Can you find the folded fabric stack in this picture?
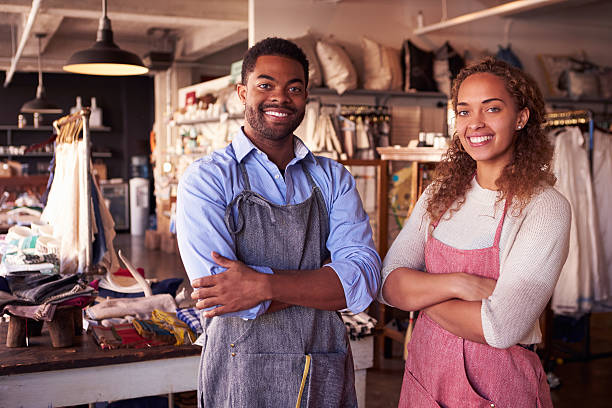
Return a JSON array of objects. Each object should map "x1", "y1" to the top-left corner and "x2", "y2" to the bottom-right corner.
[
  {"x1": 1, "y1": 271, "x2": 95, "y2": 321},
  {"x1": 91, "y1": 323, "x2": 168, "y2": 349},
  {"x1": 150, "y1": 309, "x2": 196, "y2": 345},
  {"x1": 340, "y1": 311, "x2": 377, "y2": 340},
  {"x1": 176, "y1": 307, "x2": 203, "y2": 336},
  {"x1": 132, "y1": 318, "x2": 176, "y2": 345},
  {"x1": 90, "y1": 309, "x2": 195, "y2": 349}
]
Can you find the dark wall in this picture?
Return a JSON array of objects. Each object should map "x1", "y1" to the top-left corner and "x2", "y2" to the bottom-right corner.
[{"x1": 0, "y1": 71, "x2": 154, "y2": 180}]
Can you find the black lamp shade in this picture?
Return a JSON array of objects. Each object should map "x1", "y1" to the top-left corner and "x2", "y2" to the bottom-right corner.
[
  {"x1": 63, "y1": 21, "x2": 148, "y2": 76},
  {"x1": 20, "y1": 96, "x2": 63, "y2": 114}
]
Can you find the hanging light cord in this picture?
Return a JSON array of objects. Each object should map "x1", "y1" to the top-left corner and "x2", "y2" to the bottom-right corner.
[
  {"x1": 35, "y1": 34, "x2": 46, "y2": 98},
  {"x1": 36, "y1": 35, "x2": 42, "y2": 95}
]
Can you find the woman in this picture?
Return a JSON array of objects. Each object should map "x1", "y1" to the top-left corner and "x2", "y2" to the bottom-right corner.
[{"x1": 380, "y1": 58, "x2": 571, "y2": 407}]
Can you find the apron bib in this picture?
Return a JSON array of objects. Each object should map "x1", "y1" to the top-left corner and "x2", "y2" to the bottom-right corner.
[
  {"x1": 198, "y1": 161, "x2": 356, "y2": 408},
  {"x1": 399, "y1": 199, "x2": 552, "y2": 408}
]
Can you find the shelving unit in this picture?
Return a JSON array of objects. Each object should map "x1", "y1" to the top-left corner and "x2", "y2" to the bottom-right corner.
[
  {"x1": 172, "y1": 115, "x2": 244, "y2": 126},
  {"x1": 308, "y1": 87, "x2": 448, "y2": 108},
  {"x1": 0, "y1": 124, "x2": 113, "y2": 168}
]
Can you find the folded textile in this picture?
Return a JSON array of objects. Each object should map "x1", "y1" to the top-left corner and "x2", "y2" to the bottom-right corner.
[
  {"x1": 151, "y1": 309, "x2": 196, "y2": 345},
  {"x1": 91, "y1": 325, "x2": 122, "y2": 349},
  {"x1": 6, "y1": 271, "x2": 60, "y2": 294},
  {"x1": 98, "y1": 278, "x2": 183, "y2": 299},
  {"x1": 15, "y1": 273, "x2": 82, "y2": 303},
  {"x1": 341, "y1": 311, "x2": 377, "y2": 340},
  {"x1": 59, "y1": 294, "x2": 96, "y2": 308},
  {"x1": 0, "y1": 290, "x2": 34, "y2": 311},
  {"x1": 4, "y1": 303, "x2": 57, "y2": 321},
  {"x1": 176, "y1": 307, "x2": 203, "y2": 336},
  {"x1": 132, "y1": 319, "x2": 176, "y2": 345},
  {"x1": 86, "y1": 293, "x2": 177, "y2": 320},
  {"x1": 113, "y1": 323, "x2": 167, "y2": 348}
]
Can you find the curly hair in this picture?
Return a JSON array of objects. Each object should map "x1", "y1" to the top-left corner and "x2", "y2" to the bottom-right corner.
[
  {"x1": 426, "y1": 57, "x2": 556, "y2": 223},
  {"x1": 241, "y1": 37, "x2": 309, "y2": 87}
]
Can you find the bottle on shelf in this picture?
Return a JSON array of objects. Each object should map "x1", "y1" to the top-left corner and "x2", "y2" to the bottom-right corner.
[
  {"x1": 90, "y1": 97, "x2": 103, "y2": 128},
  {"x1": 70, "y1": 96, "x2": 83, "y2": 115}
]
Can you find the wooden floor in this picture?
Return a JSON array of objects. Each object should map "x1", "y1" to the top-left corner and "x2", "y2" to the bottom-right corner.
[{"x1": 114, "y1": 232, "x2": 612, "y2": 408}]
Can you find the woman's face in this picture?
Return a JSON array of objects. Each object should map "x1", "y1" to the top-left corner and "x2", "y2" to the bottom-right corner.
[{"x1": 455, "y1": 73, "x2": 528, "y2": 171}]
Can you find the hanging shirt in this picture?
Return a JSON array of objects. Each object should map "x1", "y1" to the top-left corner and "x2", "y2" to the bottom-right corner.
[
  {"x1": 593, "y1": 129, "x2": 612, "y2": 308},
  {"x1": 551, "y1": 126, "x2": 606, "y2": 315},
  {"x1": 176, "y1": 128, "x2": 381, "y2": 319}
]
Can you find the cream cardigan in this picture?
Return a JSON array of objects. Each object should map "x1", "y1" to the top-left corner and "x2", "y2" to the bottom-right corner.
[{"x1": 380, "y1": 177, "x2": 571, "y2": 348}]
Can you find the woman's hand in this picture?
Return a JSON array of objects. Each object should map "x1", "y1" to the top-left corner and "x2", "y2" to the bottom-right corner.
[{"x1": 452, "y1": 273, "x2": 497, "y2": 301}]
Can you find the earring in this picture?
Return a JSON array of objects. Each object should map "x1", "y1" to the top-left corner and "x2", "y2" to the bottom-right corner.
[{"x1": 517, "y1": 124, "x2": 523, "y2": 130}]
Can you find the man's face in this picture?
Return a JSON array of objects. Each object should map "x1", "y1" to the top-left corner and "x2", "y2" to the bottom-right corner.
[{"x1": 237, "y1": 55, "x2": 307, "y2": 142}]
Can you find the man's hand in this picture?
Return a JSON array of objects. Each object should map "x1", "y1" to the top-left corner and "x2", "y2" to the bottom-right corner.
[{"x1": 191, "y1": 252, "x2": 269, "y2": 317}]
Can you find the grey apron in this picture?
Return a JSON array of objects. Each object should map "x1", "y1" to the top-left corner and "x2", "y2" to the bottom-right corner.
[{"x1": 197, "y1": 161, "x2": 357, "y2": 408}]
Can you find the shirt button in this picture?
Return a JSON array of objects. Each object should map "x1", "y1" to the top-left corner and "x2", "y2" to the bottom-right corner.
[
  {"x1": 230, "y1": 343, "x2": 235, "y2": 348},
  {"x1": 231, "y1": 352, "x2": 236, "y2": 357},
  {"x1": 490, "y1": 404, "x2": 495, "y2": 407},
  {"x1": 274, "y1": 174, "x2": 279, "y2": 179}
]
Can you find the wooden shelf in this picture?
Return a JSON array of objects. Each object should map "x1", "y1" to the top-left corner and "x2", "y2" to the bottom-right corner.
[
  {"x1": 377, "y1": 146, "x2": 446, "y2": 162},
  {"x1": 0, "y1": 152, "x2": 111, "y2": 158},
  {"x1": 0, "y1": 125, "x2": 111, "y2": 132},
  {"x1": 172, "y1": 114, "x2": 243, "y2": 126}
]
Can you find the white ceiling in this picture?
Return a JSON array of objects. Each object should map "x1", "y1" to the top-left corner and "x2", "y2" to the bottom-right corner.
[
  {"x1": 1, "y1": 0, "x2": 610, "y2": 80},
  {"x1": 0, "y1": 0, "x2": 248, "y2": 76}
]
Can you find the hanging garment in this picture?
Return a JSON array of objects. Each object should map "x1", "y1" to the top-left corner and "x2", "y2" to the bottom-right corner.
[
  {"x1": 399, "y1": 199, "x2": 552, "y2": 408},
  {"x1": 593, "y1": 129, "x2": 612, "y2": 309},
  {"x1": 198, "y1": 161, "x2": 356, "y2": 408},
  {"x1": 339, "y1": 115, "x2": 356, "y2": 159},
  {"x1": 551, "y1": 127, "x2": 606, "y2": 315},
  {"x1": 495, "y1": 45, "x2": 523, "y2": 69}
]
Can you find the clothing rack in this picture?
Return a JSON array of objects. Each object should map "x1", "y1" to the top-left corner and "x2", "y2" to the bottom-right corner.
[
  {"x1": 52, "y1": 108, "x2": 93, "y2": 273},
  {"x1": 543, "y1": 109, "x2": 612, "y2": 365},
  {"x1": 545, "y1": 109, "x2": 594, "y2": 171}
]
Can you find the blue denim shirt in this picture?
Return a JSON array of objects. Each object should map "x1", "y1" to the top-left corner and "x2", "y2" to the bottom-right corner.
[{"x1": 176, "y1": 129, "x2": 381, "y2": 319}]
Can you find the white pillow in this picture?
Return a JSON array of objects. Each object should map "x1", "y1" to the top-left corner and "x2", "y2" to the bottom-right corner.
[
  {"x1": 316, "y1": 39, "x2": 358, "y2": 95},
  {"x1": 291, "y1": 34, "x2": 322, "y2": 88},
  {"x1": 362, "y1": 37, "x2": 392, "y2": 91},
  {"x1": 384, "y1": 46, "x2": 403, "y2": 91}
]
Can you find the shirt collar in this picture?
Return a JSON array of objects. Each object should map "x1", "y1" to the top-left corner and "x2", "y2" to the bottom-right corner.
[{"x1": 232, "y1": 127, "x2": 317, "y2": 166}]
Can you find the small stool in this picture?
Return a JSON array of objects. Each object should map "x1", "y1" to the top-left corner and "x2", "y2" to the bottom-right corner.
[{"x1": 47, "y1": 307, "x2": 76, "y2": 347}]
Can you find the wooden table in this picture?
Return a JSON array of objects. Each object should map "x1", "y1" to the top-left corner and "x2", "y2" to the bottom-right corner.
[{"x1": 0, "y1": 322, "x2": 201, "y2": 407}]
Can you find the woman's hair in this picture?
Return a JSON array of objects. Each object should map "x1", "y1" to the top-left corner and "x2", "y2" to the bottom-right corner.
[{"x1": 425, "y1": 57, "x2": 556, "y2": 222}]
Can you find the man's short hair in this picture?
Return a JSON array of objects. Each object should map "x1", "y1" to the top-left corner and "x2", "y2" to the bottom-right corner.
[{"x1": 241, "y1": 37, "x2": 309, "y2": 87}]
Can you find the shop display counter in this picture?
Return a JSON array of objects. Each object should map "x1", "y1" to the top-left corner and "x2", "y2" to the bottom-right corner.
[{"x1": 0, "y1": 322, "x2": 201, "y2": 407}]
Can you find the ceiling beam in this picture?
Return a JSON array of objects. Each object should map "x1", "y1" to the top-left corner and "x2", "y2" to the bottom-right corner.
[
  {"x1": 176, "y1": 26, "x2": 248, "y2": 61},
  {"x1": 3, "y1": 0, "x2": 42, "y2": 87},
  {"x1": 21, "y1": 13, "x2": 64, "y2": 56},
  {"x1": 0, "y1": 0, "x2": 247, "y2": 25},
  {"x1": 414, "y1": 0, "x2": 569, "y2": 35}
]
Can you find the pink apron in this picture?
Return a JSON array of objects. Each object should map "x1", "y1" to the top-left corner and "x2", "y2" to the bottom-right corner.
[{"x1": 398, "y1": 199, "x2": 552, "y2": 408}]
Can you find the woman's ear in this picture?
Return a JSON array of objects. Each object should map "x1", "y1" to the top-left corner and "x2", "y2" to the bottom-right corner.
[{"x1": 517, "y1": 107, "x2": 529, "y2": 130}]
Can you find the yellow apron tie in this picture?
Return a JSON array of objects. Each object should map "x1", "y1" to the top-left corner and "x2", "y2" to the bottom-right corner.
[{"x1": 295, "y1": 354, "x2": 312, "y2": 408}]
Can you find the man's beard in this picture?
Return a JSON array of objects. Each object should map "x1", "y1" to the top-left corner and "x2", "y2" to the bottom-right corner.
[{"x1": 245, "y1": 103, "x2": 305, "y2": 141}]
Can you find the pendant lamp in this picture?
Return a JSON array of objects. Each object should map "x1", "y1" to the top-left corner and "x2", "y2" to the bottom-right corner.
[
  {"x1": 20, "y1": 33, "x2": 63, "y2": 114},
  {"x1": 63, "y1": 0, "x2": 148, "y2": 76}
]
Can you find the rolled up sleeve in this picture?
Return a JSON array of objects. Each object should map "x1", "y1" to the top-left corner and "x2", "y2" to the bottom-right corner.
[
  {"x1": 176, "y1": 159, "x2": 272, "y2": 320},
  {"x1": 324, "y1": 163, "x2": 381, "y2": 313}
]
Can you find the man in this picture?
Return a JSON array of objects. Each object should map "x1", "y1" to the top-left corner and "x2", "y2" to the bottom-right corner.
[{"x1": 176, "y1": 37, "x2": 380, "y2": 408}]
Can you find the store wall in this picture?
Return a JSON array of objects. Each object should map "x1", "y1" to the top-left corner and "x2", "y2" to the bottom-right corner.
[
  {"x1": 0, "y1": 71, "x2": 154, "y2": 180},
  {"x1": 251, "y1": 0, "x2": 612, "y2": 97}
]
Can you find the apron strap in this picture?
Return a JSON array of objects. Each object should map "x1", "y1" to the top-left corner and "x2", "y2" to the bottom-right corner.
[
  {"x1": 300, "y1": 161, "x2": 317, "y2": 190},
  {"x1": 238, "y1": 161, "x2": 252, "y2": 190},
  {"x1": 493, "y1": 195, "x2": 512, "y2": 248}
]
